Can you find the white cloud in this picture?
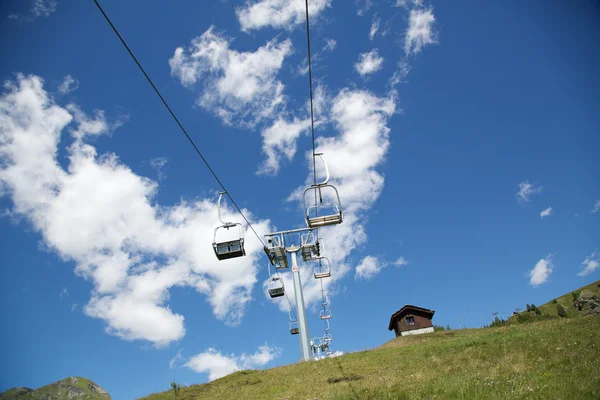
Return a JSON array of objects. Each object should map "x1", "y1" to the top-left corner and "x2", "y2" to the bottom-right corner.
[
  {"x1": 169, "y1": 27, "x2": 292, "y2": 127},
  {"x1": 577, "y1": 251, "x2": 600, "y2": 277},
  {"x1": 237, "y1": 0, "x2": 331, "y2": 32},
  {"x1": 0, "y1": 74, "x2": 272, "y2": 347},
  {"x1": 369, "y1": 15, "x2": 380, "y2": 40},
  {"x1": 394, "y1": 256, "x2": 409, "y2": 266},
  {"x1": 258, "y1": 117, "x2": 311, "y2": 175},
  {"x1": 71, "y1": 303, "x2": 78, "y2": 312},
  {"x1": 185, "y1": 344, "x2": 280, "y2": 381},
  {"x1": 169, "y1": 349, "x2": 184, "y2": 369},
  {"x1": 356, "y1": 0, "x2": 374, "y2": 16},
  {"x1": 59, "y1": 288, "x2": 68, "y2": 298},
  {"x1": 355, "y1": 255, "x2": 389, "y2": 280},
  {"x1": 516, "y1": 181, "x2": 542, "y2": 202},
  {"x1": 355, "y1": 49, "x2": 384, "y2": 76},
  {"x1": 540, "y1": 207, "x2": 552, "y2": 219},
  {"x1": 395, "y1": 0, "x2": 423, "y2": 8},
  {"x1": 404, "y1": 7, "x2": 436, "y2": 55},
  {"x1": 8, "y1": 0, "x2": 57, "y2": 22},
  {"x1": 529, "y1": 254, "x2": 553, "y2": 287},
  {"x1": 390, "y1": 61, "x2": 411, "y2": 88},
  {"x1": 280, "y1": 88, "x2": 395, "y2": 308},
  {"x1": 58, "y1": 74, "x2": 79, "y2": 94},
  {"x1": 32, "y1": 0, "x2": 57, "y2": 17},
  {"x1": 592, "y1": 200, "x2": 600, "y2": 214},
  {"x1": 150, "y1": 157, "x2": 168, "y2": 181},
  {"x1": 323, "y1": 38, "x2": 337, "y2": 52}
]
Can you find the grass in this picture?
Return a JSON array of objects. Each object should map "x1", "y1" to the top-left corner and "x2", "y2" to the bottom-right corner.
[{"x1": 142, "y1": 316, "x2": 600, "y2": 400}]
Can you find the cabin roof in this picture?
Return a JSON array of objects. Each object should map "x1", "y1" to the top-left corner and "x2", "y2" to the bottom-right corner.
[{"x1": 388, "y1": 304, "x2": 435, "y2": 330}]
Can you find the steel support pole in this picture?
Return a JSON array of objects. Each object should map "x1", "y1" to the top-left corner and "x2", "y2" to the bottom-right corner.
[{"x1": 290, "y1": 251, "x2": 311, "y2": 361}]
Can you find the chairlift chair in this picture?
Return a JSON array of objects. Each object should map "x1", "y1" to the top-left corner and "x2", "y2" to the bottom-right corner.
[
  {"x1": 267, "y1": 263, "x2": 285, "y2": 298},
  {"x1": 300, "y1": 232, "x2": 320, "y2": 262},
  {"x1": 213, "y1": 192, "x2": 246, "y2": 260},
  {"x1": 289, "y1": 308, "x2": 299, "y2": 335},
  {"x1": 313, "y1": 256, "x2": 331, "y2": 279},
  {"x1": 266, "y1": 234, "x2": 289, "y2": 270},
  {"x1": 323, "y1": 322, "x2": 332, "y2": 342},
  {"x1": 320, "y1": 308, "x2": 332, "y2": 320},
  {"x1": 303, "y1": 154, "x2": 343, "y2": 228}
]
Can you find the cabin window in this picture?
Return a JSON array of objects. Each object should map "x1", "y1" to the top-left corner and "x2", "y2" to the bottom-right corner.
[{"x1": 406, "y1": 316, "x2": 415, "y2": 325}]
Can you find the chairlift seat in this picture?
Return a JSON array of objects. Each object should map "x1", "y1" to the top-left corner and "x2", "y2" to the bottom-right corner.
[
  {"x1": 270, "y1": 246, "x2": 289, "y2": 269},
  {"x1": 307, "y1": 213, "x2": 343, "y2": 228},
  {"x1": 268, "y1": 277, "x2": 285, "y2": 298},
  {"x1": 290, "y1": 327, "x2": 299, "y2": 335},
  {"x1": 320, "y1": 310, "x2": 332, "y2": 320},
  {"x1": 213, "y1": 192, "x2": 246, "y2": 261},
  {"x1": 301, "y1": 243, "x2": 319, "y2": 262},
  {"x1": 213, "y1": 238, "x2": 245, "y2": 260},
  {"x1": 268, "y1": 286, "x2": 285, "y2": 298},
  {"x1": 314, "y1": 269, "x2": 331, "y2": 279},
  {"x1": 303, "y1": 154, "x2": 343, "y2": 228}
]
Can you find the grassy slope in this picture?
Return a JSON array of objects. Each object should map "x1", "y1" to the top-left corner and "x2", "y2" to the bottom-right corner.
[
  {"x1": 536, "y1": 280, "x2": 600, "y2": 318},
  {"x1": 143, "y1": 317, "x2": 600, "y2": 400}
]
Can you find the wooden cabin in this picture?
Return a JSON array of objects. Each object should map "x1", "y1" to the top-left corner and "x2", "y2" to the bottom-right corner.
[{"x1": 388, "y1": 305, "x2": 435, "y2": 337}]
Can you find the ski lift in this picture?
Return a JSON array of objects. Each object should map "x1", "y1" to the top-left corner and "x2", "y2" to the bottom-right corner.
[
  {"x1": 300, "y1": 231, "x2": 320, "y2": 262},
  {"x1": 212, "y1": 192, "x2": 246, "y2": 260},
  {"x1": 289, "y1": 308, "x2": 299, "y2": 335},
  {"x1": 320, "y1": 309, "x2": 332, "y2": 320},
  {"x1": 303, "y1": 154, "x2": 343, "y2": 228},
  {"x1": 323, "y1": 320, "x2": 332, "y2": 342},
  {"x1": 267, "y1": 263, "x2": 285, "y2": 298},
  {"x1": 266, "y1": 234, "x2": 288, "y2": 269},
  {"x1": 313, "y1": 256, "x2": 331, "y2": 279}
]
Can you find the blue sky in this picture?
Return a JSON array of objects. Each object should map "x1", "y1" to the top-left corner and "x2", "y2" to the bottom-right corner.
[{"x1": 1, "y1": 0, "x2": 599, "y2": 398}]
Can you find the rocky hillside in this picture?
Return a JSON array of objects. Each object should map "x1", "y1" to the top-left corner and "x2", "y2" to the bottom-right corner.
[{"x1": 0, "y1": 377, "x2": 110, "y2": 400}]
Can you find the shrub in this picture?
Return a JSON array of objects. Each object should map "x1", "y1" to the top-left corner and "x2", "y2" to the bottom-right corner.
[
  {"x1": 433, "y1": 325, "x2": 445, "y2": 332},
  {"x1": 170, "y1": 382, "x2": 181, "y2": 397},
  {"x1": 488, "y1": 316, "x2": 507, "y2": 328},
  {"x1": 557, "y1": 303, "x2": 567, "y2": 318},
  {"x1": 572, "y1": 291, "x2": 582, "y2": 301},
  {"x1": 552, "y1": 299, "x2": 558, "y2": 304},
  {"x1": 530, "y1": 304, "x2": 541, "y2": 315}
]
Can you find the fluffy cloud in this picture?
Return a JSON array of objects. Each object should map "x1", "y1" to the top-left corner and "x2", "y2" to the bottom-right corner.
[
  {"x1": 355, "y1": 255, "x2": 388, "y2": 280},
  {"x1": 279, "y1": 89, "x2": 395, "y2": 306},
  {"x1": 58, "y1": 74, "x2": 79, "y2": 94},
  {"x1": 355, "y1": 49, "x2": 384, "y2": 76},
  {"x1": 0, "y1": 74, "x2": 272, "y2": 346},
  {"x1": 516, "y1": 181, "x2": 542, "y2": 202},
  {"x1": 169, "y1": 27, "x2": 292, "y2": 127},
  {"x1": 592, "y1": 200, "x2": 600, "y2": 214},
  {"x1": 185, "y1": 344, "x2": 281, "y2": 381},
  {"x1": 258, "y1": 117, "x2": 311, "y2": 175},
  {"x1": 540, "y1": 207, "x2": 552, "y2": 219},
  {"x1": 577, "y1": 251, "x2": 599, "y2": 277},
  {"x1": 237, "y1": 0, "x2": 331, "y2": 32},
  {"x1": 529, "y1": 254, "x2": 553, "y2": 287},
  {"x1": 404, "y1": 7, "x2": 436, "y2": 55}
]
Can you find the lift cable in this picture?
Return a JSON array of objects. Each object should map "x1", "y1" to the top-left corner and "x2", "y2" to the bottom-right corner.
[
  {"x1": 92, "y1": 0, "x2": 299, "y2": 319},
  {"x1": 92, "y1": 0, "x2": 267, "y2": 246},
  {"x1": 305, "y1": 0, "x2": 330, "y2": 345},
  {"x1": 304, "y1": 0, "x2": 318, "y2": 188}
]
